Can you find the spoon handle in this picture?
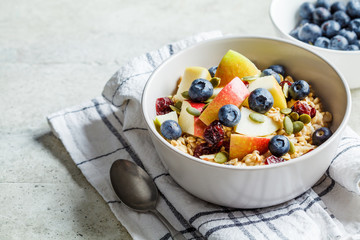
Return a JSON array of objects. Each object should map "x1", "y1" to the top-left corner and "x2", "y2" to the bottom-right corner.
[{"x1": 152, "y1": 209, "x2": 187, "y2": 240}]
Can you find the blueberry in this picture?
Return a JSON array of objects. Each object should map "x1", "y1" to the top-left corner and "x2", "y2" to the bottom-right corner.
[
  {"x1": 315, "y1": 0, "x2": 331, "y2": 9},
  {"x1": 349, "y1": 18, "x2": 360, "y2": 38},
  {"x1": 208, "y1": 66, "x2": 217, "y2": 78},
  {"x1": 261, "y1": 69, "x2": 281, "y2": 83},
  {"x1": 314, "y1": 36, "x2": 331, "y2": 48},
  {"x1": 346, "y1": 44, "x2": 360, "y2": 50},
  {"x1": 333, "y1": 11, "x2": 351, "y2": 28},
  {"x1": 347, "y1": 0, "x2": 360, "y2": 18},
  {"x1": 269, "y1": 135, "x2": 290, "y2": 157},
  {"x1": 298, "y1": 19, "x2": 311, "y2": 27},
  {"x1": 312, "y1": 7, "x2": 332, "y2": 25},
  {"x1": 268, "y1": 64, "x2": 286, "y2": 76},
  {"x1": 330, "y1": 35, "x2": 349, "y2": 50},
  {"x1": 298, "y1": 23, "x2": 322, "y2": 43},
  {"x1": 299, "y1": 2, "x2": 316, "y2": 19},
  {"x1": 290, "y1": 27, "x2": 300, "y2": 39},
  {"x1": 331, "y1": 1, "x2": 346, "y2": 13},
  {"x1": 321, "y1": 20, "x2": 341, "y2": 38},
  {"x1": 248, "y1": 88, "x2": 274, "y2": 114},
  {"x1": 312, "y1": 127, "x2": 332, "y2": 146},
  {"x1": 338, "y1": 29, "x2": 358, "y2": 44},
  {"x1": 160, "y1": 120, "x2": 182, "y2": 140},
  {"x1": 188, "y1": 78, "x2": 213, "y2": 102},
  {"x1": 218, "y1": 104, "x2": 241, "y2": 127},
  {"x1": 289, "y1": 80, "x2": 310, "y2": 100}
]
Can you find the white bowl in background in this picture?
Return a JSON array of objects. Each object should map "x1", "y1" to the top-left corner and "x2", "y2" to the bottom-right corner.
[
  {"x1": 142, "y1": 36, "x2": 351, "y2": 208},
  {"x1": 270, "y1": 0, "x2": 360, "y2": 89}
]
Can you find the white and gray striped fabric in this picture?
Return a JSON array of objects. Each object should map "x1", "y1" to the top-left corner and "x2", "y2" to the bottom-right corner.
[{"x1": 47, "y1": 32, "x2": 360, "y2": 240}]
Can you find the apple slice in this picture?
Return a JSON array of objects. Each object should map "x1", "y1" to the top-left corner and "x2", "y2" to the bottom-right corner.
[
  {"x1": 215, "y1": 50, "x2": 261, "y2": 87},
  {"x1": 174, "y1": 67, "x2": 211, "y2": 101},
  {"x1": 229, "y1": 134, "x2": 270, "y2": 160},
  {"x1": 154, "y1": 111, "x2": 178, "y2": 132},
  {"x1": 178, "y1": 100, "x2": 207, "y2": 138},
  {"x1": 243, "y1": 75, "x2": 287, "y2": 109},
  {"x1": 235, "y1": 107, "x2": 281, "y2": 137},
  {"x1": 199, "y1": 77, "x2": 250, "y2": 126}
]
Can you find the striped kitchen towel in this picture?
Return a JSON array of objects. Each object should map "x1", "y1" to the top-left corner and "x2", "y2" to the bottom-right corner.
[{"x1": 47, "y1": 31, "x2": 360, "y2": 240}]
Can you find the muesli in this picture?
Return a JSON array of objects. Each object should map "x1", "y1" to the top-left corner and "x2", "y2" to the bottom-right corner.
[{"x1": 154, "y1": 50, "x2": 332, "y2": 166}]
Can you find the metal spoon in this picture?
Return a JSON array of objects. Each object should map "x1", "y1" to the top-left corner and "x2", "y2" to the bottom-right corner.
[{"x1": 110, "y1": 159, "x2": 186, "y2": 240}]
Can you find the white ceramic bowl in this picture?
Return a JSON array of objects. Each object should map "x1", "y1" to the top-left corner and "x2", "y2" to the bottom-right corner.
[
  {"x1": 270, "y1": 0, "x2": 360, "y2": 89},
  {"x1": 142, "y1": 36, "x2": 351, "y2": 208}
]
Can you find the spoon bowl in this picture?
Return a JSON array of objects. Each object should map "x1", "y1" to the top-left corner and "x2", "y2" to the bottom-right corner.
[
  {"x1": 110, "y1": 159, "x2": 158, "y2": 212},
  {"x1": 110, "y1": 159, "x2": 186, "y2": 240}
]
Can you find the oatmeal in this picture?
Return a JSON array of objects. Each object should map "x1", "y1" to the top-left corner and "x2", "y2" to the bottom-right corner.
[{"x1": 154, "y1": 49, "x2": 333, "y2": 166}]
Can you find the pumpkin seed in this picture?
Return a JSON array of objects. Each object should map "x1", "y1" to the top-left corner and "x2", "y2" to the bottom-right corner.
[
  {"x1": 186, "y1": 106, "x2": 201, "y2": 116},
  {"x1": 288, "y1": 139, "x2": 295, "y2": 154},
  {"x1": 170, "y1": 105, "x2": 181, "y2": 114},
  {"x1": 181, "y1": 91, "x2": 190, "y2": 99},
  {"x1": 205, "y1": 98, "x2": 213, "y2": 103},
  {"x1": 174, "y1": 101, "x2": 182, "y2": 109},
  {"x1": 283, "y1": 116, "x2": 293, "y2": 135},
  {"x1": 210, "y1": 77, "x2": 221, "y2": 88},
  {"x1": 214, "y1": 152, "x2": 228, "y2": 163},
  {"x1": 299, "y1": 114, "x2": 311, "y2": 124},
  {"x1": 293, "y1": 121, "x2": 304, "y2": 133},
  {"x1": 290, "y1": 112, "x2": 299, "y2": 121},
  {"x1": 282, "y1": 82, "x2": 289, "y2": 98},
  {"x1": 249, "y1": 112, "x2": 265, "y2": 123},
  {"x1": 202, "y1": 102, "x2": 210, "y2": 110},
  {"x1": 280, "y1": 108, "x2": 292, "y2": 115},
  {"x1": 242, "y1": 75, "x2": 258, "y2": 81}
]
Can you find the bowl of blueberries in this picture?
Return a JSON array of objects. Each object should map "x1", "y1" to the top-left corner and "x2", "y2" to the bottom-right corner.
[{"x1": 270, "y1": 0, "x2": 360, "y2": 89}]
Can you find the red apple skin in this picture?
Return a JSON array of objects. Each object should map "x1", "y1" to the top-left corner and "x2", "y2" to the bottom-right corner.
[
  {"x1": 199, "y1": 77, "x2": 250, "y2": 125},
  {"x1": 229, "y1": 134, "x2": 270, "y2": 160},
  {"x1": 178, "y1": 100, "x2": 207, "y2": 138},
  {"x1": 189, "y1": 101, "x2": 207, "y2": 137}
]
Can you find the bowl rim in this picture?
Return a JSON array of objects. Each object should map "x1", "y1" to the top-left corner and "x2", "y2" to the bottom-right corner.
[
  {"x1": 141, "y1": 35, "x2": 351, "y2": 171},
  {"x1": 269, "y1": 0, "x2": 360, "y2": 54}
]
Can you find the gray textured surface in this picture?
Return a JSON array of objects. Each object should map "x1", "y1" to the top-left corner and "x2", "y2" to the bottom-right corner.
[{"x1": 1, "y1": 0, "x2": 360, "y2": 239}]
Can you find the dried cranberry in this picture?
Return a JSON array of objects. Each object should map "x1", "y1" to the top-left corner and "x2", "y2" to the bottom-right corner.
[
  {"x1": 310, "y1": 107, "x2": 316, "y2": 118},
  {"x1": 203, "y1": 120, "x2": 225, "y2": 147},
  {"x1": 222, "y1": 140, "x2": 230, "y2": 153},
  {"x1": 265, "y1": 155, "x2": 285, "y2": 165},
  {"x1": 156, "y1": 97, "x2": 174, "y2": 115},
  {"x1": 292, "y1": 101, "x2": 316, "y2": 118},
  {"x1": 242, "y1": 80, "x2": 249, "y2": 88},
  {"x1": 193, "y1": 143, "x2": 220, "y2": 158},
  {"x1": 279, "y1": 80, "x2": 293, "y2": 88}
]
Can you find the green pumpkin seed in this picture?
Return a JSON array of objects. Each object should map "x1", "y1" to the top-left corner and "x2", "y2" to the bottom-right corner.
[
  {"x1": 186, "y1": 106, "x2": 201, "y2": 117},
  {"x1": 249, "y1": 112, "x2": 265, "y2": 123},
  {"x1": 290, "y1": 112, "x2": 299, "y2": 121},
  {"x1": 214, "y1": 152, "x2": 228, "y2": 163},
  {"x1": 293, "y1": 121, "x2": 304, "y2": 133},
  {"x1": 181, "y1": 91, "x2": 190, "y2": 99},
  {"x1": 210, "y1": 77, "x2": 221, "y2": 88},
  {"x1": 280, "y1": 108, "x2": 292, "y2": 115},
  {"x1": 205, "y1": 98, "x2": 213, "y2": 103},
  {"x1": 170, "y1": 105, "x2": 181, "y2": 114},
  {"x1": 299, "y1": 114, "x2": 311, "y2": 124},
  {"x1": 282, "y1": 82, "x2": 289, "y2": 98},
  {"x1": 202, "y1": 102, "x2": 210, "y2": 110},
  {"x1": 242, "y1": 76, "x2": 258, "y2": 81},
  {"x1": 289, "y1": 140, "x2": 295, "y2": 154},
  {"x1": 283, "y1": 116, "x2": 293, "y2": 135},
  {"x1": 174, "y1": 101, "x2": 182, "y2": 109}
]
